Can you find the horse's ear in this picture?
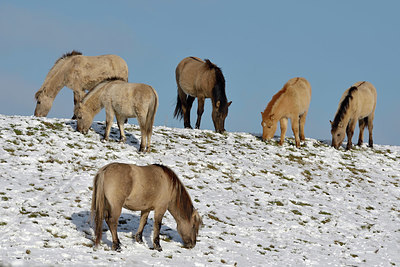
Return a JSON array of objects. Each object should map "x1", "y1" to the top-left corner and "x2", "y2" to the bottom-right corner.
[
  {"x1": 215, "y1": 101, "x2": 220, "y2": 108},
  {"x1": 228, "y1": 101, "x2": 232, "y2": 107},
  {"x1": 329, "y1": 120, "x2": 333, "y2": 125}
]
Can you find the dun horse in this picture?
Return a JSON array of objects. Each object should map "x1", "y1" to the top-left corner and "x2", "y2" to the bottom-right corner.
[
  {"x1": 261, "y1": 77, "x2": 311, "y2": 148},
  {"x1": 74, "y1": 78, "x2": 158, "y2": 153},
  {"x1": 34, "y1": 51, "x2": 128, "y2": 117},
  {"x1": 330, "y1": 81, "x2": 377, "y2": 150},
  {"x1": 174, "y1": 57, "x2": 232, "y2": 133},
  {"x1": 91, "y1": 163, "x2": 202, "y2": 252}
]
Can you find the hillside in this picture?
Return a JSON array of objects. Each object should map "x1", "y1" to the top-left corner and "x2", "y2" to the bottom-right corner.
[{"x1": 0, "y1": 114, "x2": 399, "y2": 266}]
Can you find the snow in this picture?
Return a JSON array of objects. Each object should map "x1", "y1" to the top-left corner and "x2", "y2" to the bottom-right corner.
[{"x1": 0, "y1": 114, "x2": 399, "y2": 266}]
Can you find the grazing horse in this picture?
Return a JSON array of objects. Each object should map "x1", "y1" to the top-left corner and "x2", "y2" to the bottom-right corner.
[
  {"x1": 74, "y1": 78, "x2": 158, "y2": 152},
  {"x1": 34, "y1": 51, "x2": 128, "y2": 117},
  {"x1": 261, "y1": 77, "x2": 312, "y2": 147},
  {"x1": 174, "y1": 57, "x2": 232, "y2": 133},
  {"x1": 330, "y1": 81, "x2": 377, "y2": 150},
  {"x1": 91, "y1": 163, "x2": 202, "y2": 252}
]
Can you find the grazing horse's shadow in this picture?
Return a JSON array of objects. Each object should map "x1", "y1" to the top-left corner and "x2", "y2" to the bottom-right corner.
[
  {"x1": 66, "y1": 120, "x2": 140, "y2": 148},
  {"x1": 71, "y1": 210, "x2": 181, "y2": 249}
]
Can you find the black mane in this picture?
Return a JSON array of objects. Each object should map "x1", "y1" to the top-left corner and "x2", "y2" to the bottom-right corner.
[
  {"x1": 55, "y1": 50, "x2": 82, "y2": 64},
  {"x1": 204, "y1": 59, "x2": 227, "y2": 108},
  {"x1": 153, "y1": 164, "x2": 194, "y2": 221},
  {"x1": 331, "y1": 85, "x2": 359, "y2": 131}
]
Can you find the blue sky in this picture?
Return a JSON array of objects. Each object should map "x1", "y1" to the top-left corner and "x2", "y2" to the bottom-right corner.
[{"x1": 1, "y1": 1, "x2": 399, "y2": 145}]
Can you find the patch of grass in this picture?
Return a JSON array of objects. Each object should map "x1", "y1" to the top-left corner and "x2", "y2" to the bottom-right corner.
[
  {"x1": 41, "y1": 121, "x2": 64, "y2": 131},
  {"x1": 269, "y1": 200, "x2": 284, "y2": 206},
  {"x1": 13, "y1": 129, "x2": 23, "y2": 135},
  {"x1": 290, "y1": 200, "x2": 312, "y2": 207},
  {"x1": 206, "y1": 163, "x2": 218, "y2": 171},
  {"x1": 0, "y1": 222, "x2": 7, "y2": 226},
  {"x1": 291, "y1": 210, "x2": 302, "y2": 216}
]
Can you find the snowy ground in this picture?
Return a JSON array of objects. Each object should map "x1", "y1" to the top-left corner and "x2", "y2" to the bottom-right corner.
[{"x1": 0, "y1": 114, "x2": 399, "y2": 266}]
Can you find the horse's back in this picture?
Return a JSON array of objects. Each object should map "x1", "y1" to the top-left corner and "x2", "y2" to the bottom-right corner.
[
  {"x1": 106, "y1": 82, "x2": 157, "y2": 116},
  {"x1": 67, "y1": 55, "x2": 129, "y2": 89},
  {"x1": 352, "y1": 81, "x2": 377, "y2": 115},
  {"x1": 176, "y1": 57, "x2": 210, "y2": 97},
  {"x1": 285, "y1": 77, "x2": 312, "y2": 110},
  {"x1": 107, "y1": 164, "x2": 171, "y2": 211}
]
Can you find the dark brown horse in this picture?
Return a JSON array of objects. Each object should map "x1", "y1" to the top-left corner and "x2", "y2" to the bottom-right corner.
[
  {"x1": 174, "y1": 57, "x2": 232, "y2": 133},
  {"x1": 91, "y1": 163, "x2": 202, "y2": 252}
]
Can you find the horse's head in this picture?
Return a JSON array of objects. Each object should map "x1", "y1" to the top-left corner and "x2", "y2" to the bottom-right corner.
[
  {"x1": 330, "y1": 120, "x2": 345, "y2": 149},
  {"x1": 75, "y1": 104, "x2": 93, "y2": 134},
  {"x1": 261, "y1": 112, "x2": 278, "y2": 141},
  {"x1": 177, "y1": 210, "x2": 202, "y2": 249},
  {"x1": 34, "y1": 91, "x2": 52, "y2": 117},
  {"x1": 212, "y1": 100, "x2": 232, "y2": 133}
]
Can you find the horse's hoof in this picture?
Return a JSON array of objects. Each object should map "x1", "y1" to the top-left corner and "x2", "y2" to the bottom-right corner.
[
  {"x1": 152, "y1": 246, "x2": 162, "y2": 252},
  {"x1": 112, "y1": 243, "x2": 122, "y2": 252},
  {"x1": 135, "y1": 234, "x2": 143, "y2": 244}
]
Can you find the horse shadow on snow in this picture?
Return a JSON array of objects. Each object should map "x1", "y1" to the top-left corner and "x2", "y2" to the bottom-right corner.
[
  {"x1": 71, "y1": 210, "x2": 182, "y2": 250},
  {"x1": 66, "y1": 120, "x2": 141, "y2": 149}
]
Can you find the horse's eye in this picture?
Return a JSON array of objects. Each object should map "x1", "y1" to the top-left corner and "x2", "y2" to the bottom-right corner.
[{"x1": 37, "y1": 101, "x2": 41, "y2": 105}]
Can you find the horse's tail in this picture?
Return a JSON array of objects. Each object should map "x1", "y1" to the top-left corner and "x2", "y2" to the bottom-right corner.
[
  {"x1": 145, "y1": 87, "x2": 159, "y2": 136},
  {"x1": 91, "y1": 166, "x2": 107, "y2": 247},
  {"x1": 173, "y1": 93, "x2": 184, "y2": 119}
]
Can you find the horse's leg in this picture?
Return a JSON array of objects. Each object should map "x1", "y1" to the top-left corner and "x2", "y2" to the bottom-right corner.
[
  {"x1": 145, "y1": 126, "x2": 152, "y2": 153},
  {"x1": 299, "y1": 111, "x2": 308, "y2": 141},
  {"x1": 105, "y1": 203, "x2": 123, "y2": 251},
  {"x1": 116, "y1": 114, "x2": 126, "y2": 143},
  {"x1": 279, "y1": 117, "x2": 288, "y2": 146},
  {"x1": 152, "y1": 208, "x2": 167, "y2": 251},
  {"x1": 184, "y1": 96, "x2": 195, "y2": 129},
  {"x1": 135, "y1": 210, "x2": 150, "y2": 244},
  {"x1": 177, "y1": 88, "x2": 192, "y2": 129},
  {"x1": 367, "y1": 114, "x2": 374, "y2": 148},
  {"x1": 72, "y1": 90, "x2": 85, "y2": 119},
  {"x1": 357, "y1": 118, "x2": 367, "y2": 146},
  {"x1": 195, "y1": 97, "x2": 205, "y2": 129},
  {"x1": 290, "y1": 116, "x2": 301, "y2": 147},
  {"x1": 136, "y1": 114, "x2": 147, "y2": 152},
  {"x1": 103, "y1": 109, "x2": 115, "y2": 141},
  {"x1": 346, "y1": 119, "x2": 357, "y2": 150}
]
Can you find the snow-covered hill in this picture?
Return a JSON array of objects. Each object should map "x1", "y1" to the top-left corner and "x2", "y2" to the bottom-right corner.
[{"x1": 0, "y1": 114, "x2": 399, "y2": 266}]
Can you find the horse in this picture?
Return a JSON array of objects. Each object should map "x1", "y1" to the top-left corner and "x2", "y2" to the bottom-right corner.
[
  {"x1": 174, "y1": 57, "x2": 232, "y2": 133},
  {"x1": 34, "y1": 51, "x2": 128, "y2": 117},
  {"x1": 261, "y1": 77, "x2": 312, "y2": 148},
  {"x1": 91, "y1": 163, "x2": 202, "y2": 252},
  {"x1": 330, "y1": 81, "x2": 377, "y2": 150},
  {"x1": 74, "y1": 78, "x2": 158, "y2": 153}
]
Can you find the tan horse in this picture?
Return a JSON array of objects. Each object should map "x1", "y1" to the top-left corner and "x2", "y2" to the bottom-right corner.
[
  {"x1": 261, "y1": 77, "x2": 312, "y2": 148},
  {"x1": 330, "y1": 81, "x2": 377, "y2": 150},
  {"x1": 174, "y1": 57, "x2": 232, "y2": 133},
  {"x1": 34, "y1": 51, "x2": 128, "y2": 117},
  {"x1": 91, "y1": 163, "x2": 202, "y2": 252},
  {"x1": 74, "y1": 78, "x2": 158, "y2": 152}
]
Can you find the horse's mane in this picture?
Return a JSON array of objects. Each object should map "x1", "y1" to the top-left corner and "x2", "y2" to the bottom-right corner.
[
  {"x1": 153, "y1": 164, "x2": 194, "y2": 221},
  {"x1": 55, "y1": 50, "x2": 82, "y2": 65},
  {"x1": 331, "y1": 82, "x2": 365, "y2": 131},
  {"x1": 263, "y1": 78, "x2": 300, "y2": 117},
  {"x1": 204, "y1": 59, "x2": 227, "y2": 107}
]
